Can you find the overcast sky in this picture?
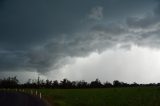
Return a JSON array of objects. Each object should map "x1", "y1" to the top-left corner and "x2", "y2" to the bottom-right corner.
[{"x1": 0, "y1": 0, "x2": 160, "y2": 83}]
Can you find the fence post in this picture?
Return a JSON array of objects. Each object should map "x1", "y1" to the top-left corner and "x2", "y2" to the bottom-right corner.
[
  {"x1": 31, "y1": 90, "x2": 33, "y2": 95},
  {"x1": 35, "y1": 90, "x2": 37, "y2": 96},
  {"x1": 40, "y1": 92, "x2": 41, "y2": 99}
]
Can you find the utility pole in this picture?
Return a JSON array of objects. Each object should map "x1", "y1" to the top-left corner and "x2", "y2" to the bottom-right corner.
[{"x1": 37, "y1": 73, "x2": 40, "y2": 88}]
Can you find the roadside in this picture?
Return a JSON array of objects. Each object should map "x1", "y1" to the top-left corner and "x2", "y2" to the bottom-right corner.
[{"x1": 0, "y1": 91, "x2": 51, "y2": 106}]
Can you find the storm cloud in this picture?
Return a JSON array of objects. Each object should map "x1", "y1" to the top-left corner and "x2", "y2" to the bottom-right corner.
[{"x1": 0, "y1": 0, "x2": 160, "y2": 77}]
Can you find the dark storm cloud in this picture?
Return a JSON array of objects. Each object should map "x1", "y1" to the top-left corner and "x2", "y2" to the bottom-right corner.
[
  {"x1": 126, "y1": 0, "x2": 160, "y2": 29},
  {"x1": 154, "y1": 0, "x2": 160, "y2": 15},
  {"x1": 0, "y1": 0, "x2": 109, "y2": 73},
  {"x1": 0, "y1": 0, "x2": 91, "y2": 49},
  {"x1": 88, "y1": 6, "x2": 103, "y2": 20},
  {"x1": 0, "y1": 50, "x2": 28, "y2": 71},
  {"x1": 91, "y1": 23, "x2": 128, "y2": 35},
  {"x1": 124, "y1": 0, "x2": 160, "y2": 48},
  {"x1": 0, "y1": 0, "x2": 159, "y2": 73},
  {"x1": 0, "y1": 0, "x2": 95, "y2": 72},
  {"x1": 126, "y1": 15, "x2": 158, "y2": 29}
]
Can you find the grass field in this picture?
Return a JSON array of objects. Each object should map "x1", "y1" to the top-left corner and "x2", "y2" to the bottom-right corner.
[{"x1": 36, "y1": 87, "x2": 160, "y2": 106}]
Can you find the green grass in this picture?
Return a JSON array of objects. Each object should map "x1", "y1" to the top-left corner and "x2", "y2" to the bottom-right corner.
[{"x1": 36, "y1": 87, "x2": 160, "y2": 106}]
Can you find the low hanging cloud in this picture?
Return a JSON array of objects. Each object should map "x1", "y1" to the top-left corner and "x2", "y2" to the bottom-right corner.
[
  {"x1": 126, "y1": 0, "x2": 160, "y2": 30},
  {"x1": 0, "y1": 0, "x2": 160, "y2": 75},
  {"x1": 88, "y1": 6, "x2": 104, "y2": 20}
]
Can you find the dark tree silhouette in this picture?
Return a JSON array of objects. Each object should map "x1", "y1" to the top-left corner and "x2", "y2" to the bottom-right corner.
[
  {"x1": 52, "y1": 80, "x2": 59, "y2": 88},
  {"x1": 90, "y1": 79, "x2": 102, "y2": 88},
  {"x1": 113, "y1": 80, "x2": 122, "y2": 87},
  {"x1": 60, "y1": 79, "x2": 72, "y2": 89},
  {"x1": 45, "y1": 79, "x2": 52, "y2": 88},
  {"x1": 77, "y1": 80, "x2": 88, "y2": 88},
  {"x1": 0, "y1": 76, "x2": 18, "y2": 88},
  {"x1": 104, "y1": 81, "x2": 112, "y2": 88},
  {"x1": 0, "y1": 76, "x2": 160, "y2": 89}
]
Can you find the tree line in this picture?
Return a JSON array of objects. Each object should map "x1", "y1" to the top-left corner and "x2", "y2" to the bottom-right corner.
[{"x1": 0, "y1": 76, "x2": 160, "y2": 89}]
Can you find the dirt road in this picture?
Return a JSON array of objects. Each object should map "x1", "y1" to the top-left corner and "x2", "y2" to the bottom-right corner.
[{"x1": 0, "y1": 91, "x2": 49, "y2": 106}]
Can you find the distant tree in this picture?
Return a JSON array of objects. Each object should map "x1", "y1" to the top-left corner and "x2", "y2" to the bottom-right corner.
[
  {"x1": 157, "y1": 83, "x2": 160, "y2": 86},
  {"x1": 52, "y1": 80, "x2": 59, "y2": 88},
  {"x1": 77, "y1": 80, "x2": 88, "y2": 88},
  {"x1": 113, "y1": 80, "x2": 122, "y2": 87},
  {"x1": 60, "y1": 79, "x2": 72, "y2": 88},
  {"x1": 130, "y1": 82, "x2": 139, "y2": 87},
  {"x1": 45, "y1": 79, "x2": 52, "y2": 88},
  {"x1": 3, "y1": 76, "x2": 160, "y2": 89},
  {"x1": 0, "y1": 76, "x2": 19, "y2": 88},
  {"x1": 121, "y1": 82, "x2": 129, "y2": 87},
  {"x1": 71, "y1": 81, "x2": 77, "y2": 88},
  {"x1": 104, "y1": 81, "x2": 112, "y2": 88},
  {"x1": 90, "y1": 79, "x2": 102, "y2": 88}
]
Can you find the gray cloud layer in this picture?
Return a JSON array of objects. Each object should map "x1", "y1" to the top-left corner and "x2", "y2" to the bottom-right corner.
[{"x1": 0, "y1": 0, "x2": 160, "y2": 73}]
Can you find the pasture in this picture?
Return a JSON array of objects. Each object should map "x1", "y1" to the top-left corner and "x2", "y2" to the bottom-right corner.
[{"x1": 37, "y1": 87, "x2": 160, "y2": 106}]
